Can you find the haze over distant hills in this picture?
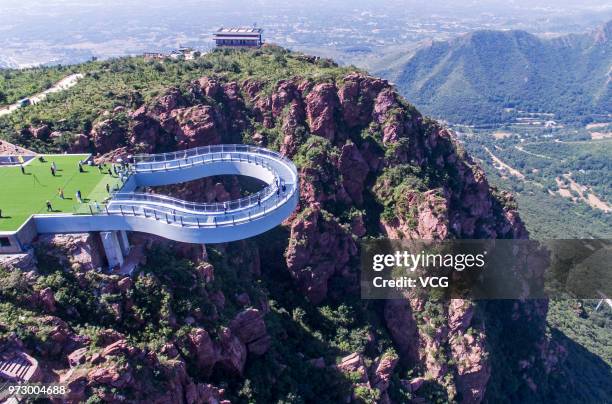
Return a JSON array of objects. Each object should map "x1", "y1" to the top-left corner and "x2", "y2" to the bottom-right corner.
[
  {"x1": 0, "y1": 0, "x2": 610, "y2": 68},
  {"x1": 377, "y1": 21, "x2": 612, "y2": 125}
]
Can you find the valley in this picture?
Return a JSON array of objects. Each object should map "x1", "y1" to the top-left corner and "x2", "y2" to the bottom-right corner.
[{"x1": 455, "y1": 123, "x2": 611, "y2": 238}]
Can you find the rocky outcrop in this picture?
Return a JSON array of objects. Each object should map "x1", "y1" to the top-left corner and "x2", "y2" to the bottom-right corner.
[
  {"x1": 285, "y1": 207, "x2": 357, "y2": 303},
  {"x1": 36, "y1": 233, "x2": 105, "y2": 271},
  {"x1": 338, "y1": 72, "x2": 389, "y2": 128},
  {"x1": 69, "y1": 133, "x2": 90, "y2": 153},
  {"x1": 91, "y1": 118, "x2": 128, "y2": 153},
  {"x1": 167, "y1": 105, "x2": 222, "y2": 149},
  {"x1": 384, "y1": 298, "x2": 420, "y2": 364},
  {"x1": 11, "y1": 52, "x2": 543, "y2": 403},
  {"x1": 448, "y1": 299, "x2": 490, "y2": 403},
  {"x1": 32, "y1": 125, "x2": 51, "y2": 140},
  {"x1": 305, "y1": 83, "x2": 339, "y2": 141},
  {"x1": 335, "y1": 351, "x2": 399, "y2": 402},
  {"x1": 229, "y1": 308, "x2": 271, "y2": 355},
  {"x1": 370, "y1": 353, "x2": 399, "y2": 403},
  {"x1": 186, "y1": 328, "x2": 217, "y2": 377},
  {"x1": 60, "y1": 338, "x2": 229, "y2": 403},
  {"x1": 338, "y1": 142, "x2": 369, "y2": 205},
  {"x1": 183, "y1": 309, "x2": 269, "y2": 380}
]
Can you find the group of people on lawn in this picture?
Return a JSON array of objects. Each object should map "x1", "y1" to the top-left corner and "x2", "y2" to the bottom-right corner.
[{"x1": 0, "y1": 158, "x2": 120, "y2": 219}]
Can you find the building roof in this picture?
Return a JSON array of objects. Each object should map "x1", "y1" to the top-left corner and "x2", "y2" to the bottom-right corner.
[
  {"x1": 213, "y1": 36, "x2": 262, "y2": 41},
  {"x1": 216, "y1": 27, "x2": 262, "y2": 34}
]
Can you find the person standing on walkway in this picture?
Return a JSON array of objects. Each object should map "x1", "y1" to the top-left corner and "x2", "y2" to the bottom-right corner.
[{"x1": 46, "y1": 200, "x2": 53, "y2": 212}]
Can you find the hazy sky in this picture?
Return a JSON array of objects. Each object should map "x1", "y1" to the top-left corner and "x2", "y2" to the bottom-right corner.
[{"x1": 0, "y1": 0, "x2": 610, "y2": 67}]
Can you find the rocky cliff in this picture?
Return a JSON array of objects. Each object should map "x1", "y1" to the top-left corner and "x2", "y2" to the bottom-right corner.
[{"x1": 0, "y1": 47, "x2": 557, "y2": 403}]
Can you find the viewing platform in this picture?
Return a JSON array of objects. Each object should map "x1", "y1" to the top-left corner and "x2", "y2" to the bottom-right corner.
[{"x1": 0, "y1": 145, "x2": 299, "y2": 267}]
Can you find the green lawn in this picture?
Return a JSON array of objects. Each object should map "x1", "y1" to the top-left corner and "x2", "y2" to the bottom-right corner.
[{"x1": 0, "y1": 155, "x2": 122, "y2": 231}]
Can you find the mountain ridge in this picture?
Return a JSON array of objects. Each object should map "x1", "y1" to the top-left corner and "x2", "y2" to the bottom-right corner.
[
  {"x1": 377, "y1": 21, "x2": 611, "y2": 124},
  {"x1": 0, "y1": 47, "x2": 571, "y2": 403}
]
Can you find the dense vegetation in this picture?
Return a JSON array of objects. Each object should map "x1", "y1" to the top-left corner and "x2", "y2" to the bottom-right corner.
[
  {"x1": 461, "y1": 126, "x2": 611, "y2": 239},
  {"x1": 378, "y1": 22, "x2": 611, "y2": 125},
  {"x1": 0, "y1": 66, "x2": 78, "y2": 105},
  {"x1": 0, "y1": 47, "x2": 351, "y2": 153},
  {"x1": 0, "y1": 46, "x2": 609, "y2": 403}
]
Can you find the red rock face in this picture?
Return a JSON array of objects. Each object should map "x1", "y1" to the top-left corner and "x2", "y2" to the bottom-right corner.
[
  {"x1": 32, "y1": 125, "x2": 51, "y2": 140},
  {"x1": 338, "y1": 72, "x2": 388, "y2": 128},
  {"x1": 335, "y1": 351, "x2": 399, "y2": 402},
  {"x1": 59, "y1": 69, "x2": 535, "y2": 403},
  {"x1": 448, "y1": 299, "x2": 490, "y2": 404},
  {"x1": 187, "y1": 328, "x2": 217, "y2": 377},
  {"x1": 91, "y1": 118, "x2": 127, "y2": 153},
  {"x1": 384, "y1": 298, "x2": 420, "y2": 364},
  {"x1": 69, "y1": 133, "x2": 90, "y2": 153},
  {"x1": 339, "y1": 142, "x2": 369, "y2": 205},
  {"x1": 285, "y1": 207, "x2": 357, "y2": 304},
  {"x1": 229, "y1": 308, "x2": 271, "y2": 355},
  {"x1": 306, "y1": 82, "x2": 339, "y2": 141},
  {"x1": 168, "y1": 105, "x2": 221, "y2": 149}
]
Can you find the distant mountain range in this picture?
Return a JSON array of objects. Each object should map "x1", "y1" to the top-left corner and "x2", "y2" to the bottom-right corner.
[{"x1": 378, "y1": 21, "x2": 611, "y2": 125}]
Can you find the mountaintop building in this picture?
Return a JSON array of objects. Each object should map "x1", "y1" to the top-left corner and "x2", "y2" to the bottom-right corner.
[{"x1": 213, "y1": 27, "x2": 263, "y2": 47}]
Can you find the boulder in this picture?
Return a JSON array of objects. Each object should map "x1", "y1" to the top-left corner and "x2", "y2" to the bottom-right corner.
[{"x1": 229, "y1": 308, "x2": 270, "y2": 355}]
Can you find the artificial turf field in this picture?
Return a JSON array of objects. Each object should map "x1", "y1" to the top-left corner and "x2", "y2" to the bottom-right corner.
[{"x1": 0, "y1": 155, "x2": 122, "y2": 231}]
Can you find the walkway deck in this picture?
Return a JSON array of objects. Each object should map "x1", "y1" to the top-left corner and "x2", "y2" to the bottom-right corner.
[{"x1": 32, "y1": 144, "x2": 299, "y2": 244}]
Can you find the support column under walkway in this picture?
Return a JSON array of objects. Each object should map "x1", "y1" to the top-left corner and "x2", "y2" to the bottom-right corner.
[{"x1": 100, "y1": 231, "x2": 127, "y2": 269}]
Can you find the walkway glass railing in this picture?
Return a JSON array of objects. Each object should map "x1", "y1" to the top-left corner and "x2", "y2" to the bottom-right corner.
[
  {"x1": 110, "y1": 175, "x2": 280, "y2": 214},
  {"x1": 90, "y1": 185, "x2": 295, "y2": 228},
  {"x1": 132, "y1": 144, "x2": 298, "y2": 179},
  {"x1": 81, "y1": 144, "x2": 299, "y2": 228}
]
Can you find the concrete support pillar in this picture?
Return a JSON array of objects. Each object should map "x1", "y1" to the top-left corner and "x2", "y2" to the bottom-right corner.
[
  {"x1": 201, "y1": 244, "x2": 208, "y2": 261},
  {"x1": 100, "y1": 231, "x2": 124, "y2": 269},
  {"x1": 118, "y1": 230, "x2": 130, "y2": 256}
]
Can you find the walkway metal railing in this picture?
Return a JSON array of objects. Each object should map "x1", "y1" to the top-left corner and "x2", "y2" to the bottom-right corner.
[
  {"x1": 83, "y1": 144, "x2": 298, "y2": 229},
  {"x1": 132, "y1": 144, "x2": 297, "y2": 176},
  {"x1": 91, "y1": 185, "x2": 293, "y2": 229},
  {"x1": 110, "y1": 176, "x2": 279, "y2": 214}
]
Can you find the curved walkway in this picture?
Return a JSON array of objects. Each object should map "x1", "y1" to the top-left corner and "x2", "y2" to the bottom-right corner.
[{"x1": 34, "y1": 145, "x2": 299, "y2": 243}]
